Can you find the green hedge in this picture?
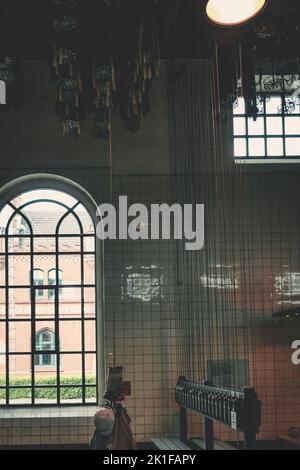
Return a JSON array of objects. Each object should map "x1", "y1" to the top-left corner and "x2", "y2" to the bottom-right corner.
[{"x1": 0, "y1": 377, "x2": 97, "y2": 400}]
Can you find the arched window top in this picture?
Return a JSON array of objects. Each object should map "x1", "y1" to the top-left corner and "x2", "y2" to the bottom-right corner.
[
  {"x1": 37, "y1": 328, "x2": 55, "y2": 343},
  {"x1": 0, "y1": 189, "x2": 95, "y2": 236},
  {"x1": 0, "y1": 175, "x2": 104, "y2": 407},
  {"x1": 11, "y1": 190, "x2": 77, "y2": 210},
  {"x1": 48, "y1": 268, "x2": 62, "y2": 276},
  {"x1": 33, "y1": 269, "x2": 44, "y2": 279}
]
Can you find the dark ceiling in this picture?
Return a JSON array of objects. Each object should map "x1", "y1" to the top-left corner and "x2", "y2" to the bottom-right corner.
[
  {"x1": 0, "y1": 0, "x2": 299, "y2": 61},
  {"x1": 0, "y1": 0, "x2": 212, "y2": 61}
]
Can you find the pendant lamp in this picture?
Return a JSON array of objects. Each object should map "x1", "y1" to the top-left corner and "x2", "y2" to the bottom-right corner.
[{"x1": 206, "y1": 0, "x2": 267, "y2": 26}]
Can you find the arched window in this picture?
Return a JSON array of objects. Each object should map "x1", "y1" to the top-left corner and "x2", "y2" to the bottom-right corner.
[
  {"x1": 35, "y1": 329, "x2": 55, "y2": 367},
  {"x1": 33, "y1": 269, "x2": 44, "y2": 300},
  {"x1": 48, "y1": 269, "x2": 62, "y2": 300},
  {"x1": 0, "y1": 180, "x2": 101, "y2": 407}
]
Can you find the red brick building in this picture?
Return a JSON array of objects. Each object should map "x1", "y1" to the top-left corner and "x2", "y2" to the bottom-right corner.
[{"x1": 0, "y1": 189, "x2": 97, "y2": 404}]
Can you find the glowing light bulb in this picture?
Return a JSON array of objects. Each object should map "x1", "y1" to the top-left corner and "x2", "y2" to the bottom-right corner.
[{"x1": 206, "y1": 0, "x2": 267, "y2": 26}]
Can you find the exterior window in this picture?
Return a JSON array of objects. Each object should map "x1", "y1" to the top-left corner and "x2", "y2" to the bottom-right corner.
[
  {"x1": 19, "y1": 227, "x2": 26, "y2": 249},
  {"x1": 33, "y1": 269, "x2": 44, "y2": 300},
  {"x1": 35, "y1": 329, "x2": 55, "y2": 367},
  {"x1": 234, "y1": 78, "x2": 300, "y2": 161},
  {"x1": 0, "y1": 188, "x2": 97, "y2": 406},
  {"x1": 48, "y1": 269, "x2": 62, "y2": 300}
]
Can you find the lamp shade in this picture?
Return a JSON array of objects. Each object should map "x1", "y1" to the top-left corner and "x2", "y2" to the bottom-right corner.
[{"x1": 206, "y1": 0, "x2": 267, "y2": 26}]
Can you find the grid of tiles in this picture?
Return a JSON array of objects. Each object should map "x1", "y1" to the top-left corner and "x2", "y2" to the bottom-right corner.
[{"x1": 0, "y1": 407, "x2": 96, "y2": 446}]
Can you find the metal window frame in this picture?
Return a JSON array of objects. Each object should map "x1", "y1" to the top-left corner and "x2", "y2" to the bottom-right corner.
[
  {"x1": 0, "y1": 175, "x2": 104, "y2": 408},
  {"x1": 233, "y1": 93, "x2": 300, "y2": 160}
]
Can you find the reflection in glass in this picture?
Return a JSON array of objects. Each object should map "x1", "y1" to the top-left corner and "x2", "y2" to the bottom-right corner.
[{"x1": 122, "y1": 266, "x2": 164, "y2": 303}]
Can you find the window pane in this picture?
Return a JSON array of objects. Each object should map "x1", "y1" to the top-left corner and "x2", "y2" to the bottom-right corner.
[
  {"x1": 0, "y1": 205, "x2": 14, "y2": 233},
  {"x1": 248, "y1": 117, "x2": 264, "y2": 136},
  {"x1": 9, "y1": 388, "x2": 32, "y2": 405},
  {"x1": 267, "y1": 138, "x2": 284, "y2": 157},
  {"x1": 59, "y1": 255, "x2": 81, "y2": 285},
  {"x1": 58, "y1": 213, "x2": 81, "y2": 235},
  {"x1": 233, "y1": 117, "x2": 246, "y2": 135},
  {"x1": 86, "y1": 387, "x2": 97, "y2": 403},
  {"x1": 34, "y1": 370, "x2": 57, "y2": 387},
  {"x1": 60, "y1": 354, "x2": 82, "y2": 384},
  {"x1": 0, "y1": 257, "x2": 5, "y2": 287},
  {"x1": 84, "y1": 255, "x2": 95, "y2": 285},
  {"x1": 0, "y1": 289, "x2": 4, "y2": 319},
  {"x1": 35, "y1": 352, "x2": 56, "y2": 368},
  {"x1": 285, "y1": 117, "x2": 300, "y2": 135},
  {"x1": 74, "y1": 205, "x2": 95, "y2": 235},
  {"x1": 8, "y1": 215, "x2": 30, "y2": 237},
  {"x1": 266, "y1": 96, "x2": 282, "y2": 114},
  {"x1": 85, "y1": 320, "x2": 96, "y2": 352},
  {"x1": 285, "y1": 138, "x2": 300, "y2": 157},
  {"x1": 6, "y1": 287, "x2": 31, "y2": 320},
  {"x1": 233, "y1": 98, "x2": 245, "y2": 115},
  {"x1": 8, "y1": 236, "x2": 31, "y2": 253},
  {"x1": 59, "y1": 236, "x2": 81, "y2": 253},
  {"x1": 60, "y1": 287, "x2": 81, "y2": 309},
  {"x1": 266, "y1": 117, "x2": 283, "y2": 135},
  {"x1": 33, "y1": 256, "x2": 55, "y2": 281},
  {"x1": 33, "y1": 237, "x2": 55, "y2": 253},
  {"x1": 35, "y1": 290, "x2": 55, "y2": 318},
  {"x1": 0, "y1": 322, "x2": 6, "y2": 366},
  {"x1": 33, "y1": 269, "x2": 45, "y2": 300},
  {"x1": 60, "y1": 321, "x2": 81, "y2": 352},
  {"x1": 234, "y1": 138, "x2": 247, "y2": 157},
  {"x1": 60, "y1": 387, "x2": 83, "y2": 404},
  {"x1": 0, "y1": 385, "x2": 5, "y2": 403},
  {"x1": 83, "y1": 236, "x2": 95, "y2": 253},
  {"x1": 22, "y1": 201, "x2": 68, "y2": 235},
  {"x1": 35, "y1": 322, "x2": 55, "y2": 352},
  {"x1": 8, "y1": 288, "x2": 31, "y2": 319},
  {"x1": 9, "y1": 354, "x2": 31, "y2": 386},
  {"x1": 284, "y1": 97, "x2": 300, "y2": 115},
  {"x1": 9, "y1": 321, "x2": 31, "y2": 353},
  {"x1": 85, "y1": 354, "x2": 96, "y2": 385},
  {"x1": 248, "y1": 138, "x2": 265, "y2": 157},
  {"x1": 34, "y1": 387, "x2": 57, "y2": 405},
  {"x1": 85, "y1": 288, "x2": 96, "y2": 319},
  {"x1": 8, "y1": 256, "x2": 31, "y2": 286},
  {"x1": 47, "y1": 269, "x2": 62, "y2": 302}
]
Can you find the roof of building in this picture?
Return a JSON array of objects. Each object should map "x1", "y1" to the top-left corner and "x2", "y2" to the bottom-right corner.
[{"x1": 19, "y1": 210, "x2": 94, "y2": 235}]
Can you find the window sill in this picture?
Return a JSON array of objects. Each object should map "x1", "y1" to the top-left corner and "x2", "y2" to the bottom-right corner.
[
  {"x1": 0, "y1": 405, "x2": 99, "y2": 419},
  {"x1": 235, "y1": 158, "x2": 300, "y2": 164}
]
